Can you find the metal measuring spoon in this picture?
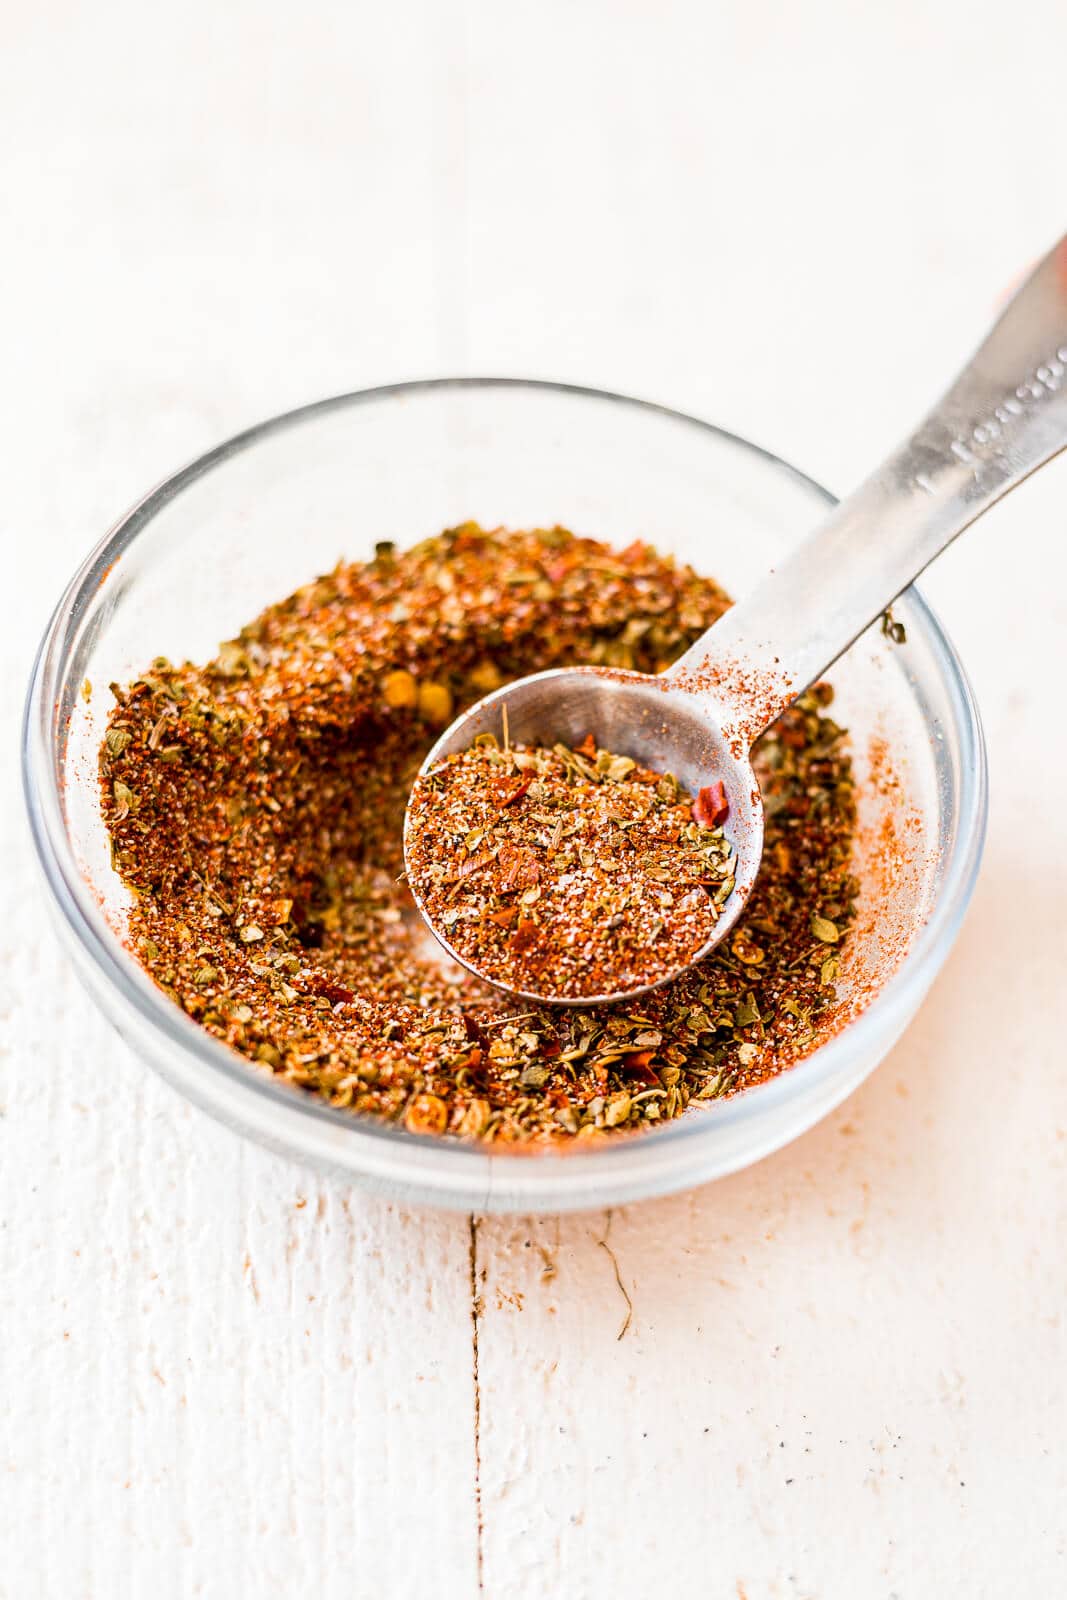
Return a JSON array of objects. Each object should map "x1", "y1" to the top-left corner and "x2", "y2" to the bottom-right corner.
[{"x1": 405, "y1": 233, "x2": 1067, "y2": 1007}]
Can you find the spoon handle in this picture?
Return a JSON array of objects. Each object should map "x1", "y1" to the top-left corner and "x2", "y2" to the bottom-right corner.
[{"x1": 671, "y1": 233, "x2": 1067, "y2": 747}]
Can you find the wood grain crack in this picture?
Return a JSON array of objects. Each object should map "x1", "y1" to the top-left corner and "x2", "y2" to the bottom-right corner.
[
  {"x1": 468, "y1": 1213, "x2": 485, "y2": 1593},
  {"x1": 598, "y1": 1213, "x2": 633, "y2": 1341}
]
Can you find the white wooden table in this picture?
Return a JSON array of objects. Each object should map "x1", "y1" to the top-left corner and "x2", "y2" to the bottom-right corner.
[{"x1": 3, "y1": 3, "x2": 1066, "y2": 1594}]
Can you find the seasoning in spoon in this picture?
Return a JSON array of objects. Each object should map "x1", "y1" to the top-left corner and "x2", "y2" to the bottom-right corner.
[{"x1": 406, "y1": 735, "x2": 736, "y2": 998}]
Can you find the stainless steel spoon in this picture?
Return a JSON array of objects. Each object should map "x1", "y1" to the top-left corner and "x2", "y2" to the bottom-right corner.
[{"x1": 405, "y1": 232, "x2": 1067, "y2": 1007}]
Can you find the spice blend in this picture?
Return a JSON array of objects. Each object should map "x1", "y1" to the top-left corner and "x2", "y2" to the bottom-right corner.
[
  {"x1": 100, "y1": 523, "x2": 858, "y2": 1144},
  {"x1": 406, "y1": 737, "x2": 735, "y2": 999}
]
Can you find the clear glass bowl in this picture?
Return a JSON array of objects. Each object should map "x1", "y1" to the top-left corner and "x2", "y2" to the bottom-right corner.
[{"x1": 22, "y1": 380, "x2": 987, "y2": 1212}]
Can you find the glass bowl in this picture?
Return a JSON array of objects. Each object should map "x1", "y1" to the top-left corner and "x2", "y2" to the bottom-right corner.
[{"x1": 22, "y1": 380, "x2": 987, "y2": 1212}]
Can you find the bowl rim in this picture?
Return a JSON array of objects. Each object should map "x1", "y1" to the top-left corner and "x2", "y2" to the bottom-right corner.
[{"x1": 22, "y1": 376, "x2": 989, "y2": 1201}]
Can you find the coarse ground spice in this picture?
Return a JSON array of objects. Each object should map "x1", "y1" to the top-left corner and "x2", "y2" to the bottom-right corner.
[
  {"x1": 406, "y1": 737, "x2": 735, "y2": 999},
  {"x1": 99, "y1": 523, "x2": 858, "y2": 1144}
]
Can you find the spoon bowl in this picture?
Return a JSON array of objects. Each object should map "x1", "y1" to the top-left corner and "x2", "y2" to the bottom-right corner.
[{"x1": 403, "y1": 664, "x2": 765, "y2": 1007}]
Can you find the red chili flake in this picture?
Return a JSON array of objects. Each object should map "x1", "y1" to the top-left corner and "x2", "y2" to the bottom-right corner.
[
  {"x1": 511, "y1": 916, "x2": 539, "y2": 953},
  {"x1": 441, "y1": 847, "x2": 497, "y2": 885},
  {"x1": 576, "y1": 732, "x2": 598, "y2": 760},
  {"x1": 307, "y1": 975, "x2": 355, "y2": 1005},
  {"x1": 490, "y1": 774, "x2": 533, "y2": 808},
  {"x1": 496, "y1": 843, "x2": 542, "y2": 892},
  {"x1": 462, "y1": 1013, "x2": 487, "y2": 1046},
  {"x1": 693, "y1": 780, "x2": 729, "y2": 828},
  {"x1": 622, "y1": 1049, "x2": 661, "y2": 1085},
  {"x1": 618, "y1": 539, "x2": 647, "y2": 565}
]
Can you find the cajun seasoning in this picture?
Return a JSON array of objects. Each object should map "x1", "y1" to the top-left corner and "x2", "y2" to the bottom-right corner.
[
  {"x1": 99, "y1": 523, "x2": 858, "y2": 1144},
  {"x1": 406, "y1": 737, "x2": 735, "y2": 998}
]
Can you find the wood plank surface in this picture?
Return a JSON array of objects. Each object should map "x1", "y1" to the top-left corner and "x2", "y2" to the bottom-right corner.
[{"x1": 3, "y1": 2, "x2": 1065, "y2": 1594}]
